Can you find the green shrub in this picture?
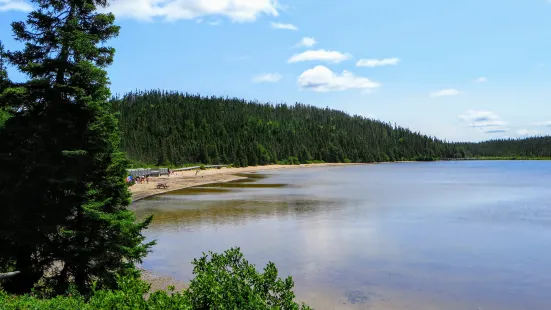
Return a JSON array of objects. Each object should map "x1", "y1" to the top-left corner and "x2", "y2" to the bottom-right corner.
[
  {"x1": 0, "y1": 248, "x2": 311, "y2": 310},
  {"x1": 287, "y1": 156, "x2": 300, "y2": 165},
  {"x1": 185, "y1": 247, "x2": 310, "y2": 309}
]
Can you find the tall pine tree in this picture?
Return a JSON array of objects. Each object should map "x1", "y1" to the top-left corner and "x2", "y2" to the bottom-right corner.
[
  {"x1": 0, "y1": 41, "x2": 11, "y2": 129},
  {"x1": 0, "y1": 0, "x2": 153, "y2": 296}
]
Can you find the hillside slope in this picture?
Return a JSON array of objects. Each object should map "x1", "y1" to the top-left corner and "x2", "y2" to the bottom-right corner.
[{"x1": 113, "y1": 90, "x2": 465, "y2": 166}]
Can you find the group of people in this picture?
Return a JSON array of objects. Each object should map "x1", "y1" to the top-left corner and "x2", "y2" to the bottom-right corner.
[
  {"x1": 136, "y1": 176, "x2": 150, "y2": 184},
  {"x1": 126, "y1": 175, "x2": 150, "y2": 184},
  {"x1": 124, "y1": 168, "x2": 182, "y2": 185}
]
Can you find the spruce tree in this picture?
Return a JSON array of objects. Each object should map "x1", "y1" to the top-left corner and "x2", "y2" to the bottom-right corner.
[
  {"x1": 0, "y1": 41, "x2": 11, "y2": 128},
  {"x1": 0, "y1": 0, "x2": 153, "y2": 296}
]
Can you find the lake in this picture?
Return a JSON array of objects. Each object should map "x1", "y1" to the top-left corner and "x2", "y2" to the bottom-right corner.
[{"x1": 133, "y1": 161, "x2": 551, "y2": 309}]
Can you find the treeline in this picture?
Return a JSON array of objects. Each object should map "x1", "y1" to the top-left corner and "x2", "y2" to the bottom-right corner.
[
  {"x1": 113, "y1": 90, "x2": 466, "y2": 166},
  {"x1": 456, "y1": 136, "x2": 551, "y2": 158}
]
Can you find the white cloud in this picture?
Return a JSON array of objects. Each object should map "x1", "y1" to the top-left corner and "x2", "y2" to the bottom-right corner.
[
  {"x1": 208, "y1": 20, "x2": 221, "y2": 26},
  {"x1": 288, "y1": 49, "x2": 351, "y2": 64},
  {"x1": 270, "y1": 22, "x2": 297, "y2": 30},
  {"x1": 294, "y1": 37, "x2": 317, "y2": 48},
  {"x1": 458, "y1": 110, "x2": 508, "y2": 130},
  {"x1": 356, "y1": 58, "x2": 400, "y2": 67},
  {"x1": 534, "y1": 121, "x2": 551, "y2": 127},
  {"x1": 429, "y1": 89, "x2": 461, "y2": 98},
  {"x1": 297, "y1": 65, "x2": 380, "y2": 92},
  {"x1": 1, "y1": 0, "x2": 277, "y2": 23},
  {"x1": 475, "y1": 77, "x2": 488, "y2": 83},
  {"x1": 96, "y1": 0, "x2": 278, "y2": 22},
  {"x1": 252, "y1": 73, "x2": 282, "y2": 83},
  {"x1": 0, "y1": 0, "x2": 32, "y2": 12},
  {"x1": 517, "y1": 129, "x2": 541, "y2": 136}
]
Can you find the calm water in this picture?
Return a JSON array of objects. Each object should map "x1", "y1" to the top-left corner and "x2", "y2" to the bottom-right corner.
[{"x1": 134, "y1": 161, "x2": 551, "y2": 309}]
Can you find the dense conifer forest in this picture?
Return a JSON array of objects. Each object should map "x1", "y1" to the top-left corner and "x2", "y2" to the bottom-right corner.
[
  {"x1": 112, "y1": 90, "x2": 467, "y2": 166},
  {"x1": 456, "y1": 137, "x2": 551, "y2": 158}
]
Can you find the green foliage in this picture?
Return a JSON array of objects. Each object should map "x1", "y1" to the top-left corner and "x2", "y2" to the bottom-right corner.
[
  {"x1": 0, "y1": 248, "x2": 311, "y2": 310},
  {"x1": 0, "y1": 0, "x2": 152, "y2": 296},
  {"x1": 455, "y1": 137, "x2": 551, "y2": 158},
  {"x1": 185, "y1": 247, "x2": 311, "y2": 309},
  {"x1": 277, "y1": 156, "x2": 300, "y2": 165},
  {"x1": 0, "y1": 41, "x2": 11, "y2": 129},
  {"x1": 0, "y1": 108, "x2": 8, "y2": 129},
  {"x1": 114, "y1": 91, "x2": 463, "y2": 166}
]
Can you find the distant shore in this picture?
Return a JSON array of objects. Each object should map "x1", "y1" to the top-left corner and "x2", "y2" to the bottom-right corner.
[{"x1": 129, "y1": 163, "x2": 360, "y2": 203}]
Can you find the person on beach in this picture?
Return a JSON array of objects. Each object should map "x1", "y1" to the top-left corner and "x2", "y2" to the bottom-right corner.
[
  {"x1": 195, "y1": 169, "x2": 199, "y2": 177},
  {"x1": 146, "y1": 175, "x2": 149, "y2": 184}
]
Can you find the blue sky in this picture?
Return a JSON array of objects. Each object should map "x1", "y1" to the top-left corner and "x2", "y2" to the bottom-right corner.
[{"x1": 1, "y1": 0, "x2": 550, "y2": 142}]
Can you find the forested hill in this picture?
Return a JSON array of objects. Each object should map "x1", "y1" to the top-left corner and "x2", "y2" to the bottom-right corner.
[
  {"x1": 455, "y1": 137, "x2": 551, "y2": 158},
  {"x1": 112, "y1": 90, "x2": 466, "y2": 166}
]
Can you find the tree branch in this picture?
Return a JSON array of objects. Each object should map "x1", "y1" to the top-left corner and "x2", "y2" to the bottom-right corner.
[{"x1": 0, "y1": 271, "x2": 20, "y2": 280}]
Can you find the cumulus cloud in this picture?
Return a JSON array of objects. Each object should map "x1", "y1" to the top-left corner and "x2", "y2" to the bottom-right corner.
[
  {"x1": 356, "y1": 58, "x2": 400, "y2": 67},
  {"x1": 475, "y1": 77, "x2": 488, "y2": 83},
  {"x1": 0, "y1": 0, "x2": 32, "y2": 12},
  {"x1": 294, "y1": 37, "x2": 317, "y2": 48},
  {"x1": 459, "y1": 110, "x2": 508, "y2": 132},
  {"x1": 297, "y1": 65, "x2": 380, "y2": 92},
  {"x1": 270, "y1": 22, "x2": 297, "y2": 30},
  {"x1": 94, "y1": 0, "x2": 279, "y2": 22},
  {"x1": 252, "y1": 73, "x2": 282, "y2": 83},
  {"x1": 288, "y1": 49, "x2": 351, "y2": 64},
  {"x1": 429, "y1": 89, "x2": 461, "y2": 98}
]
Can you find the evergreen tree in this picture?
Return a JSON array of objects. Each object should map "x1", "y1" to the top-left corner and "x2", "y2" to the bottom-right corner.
[
  {"x1": 455, "y1": 137, "x2": 551, "y2": 158},
  {"x1": 0, "y1": 41, "x2": 11, "y2": 129},
  {"x1": 0, "y1": 0, "x2": 153, "y2": 296},
  {"x1": 112, "y1": 90, "x2": 465, "y2": 166}
]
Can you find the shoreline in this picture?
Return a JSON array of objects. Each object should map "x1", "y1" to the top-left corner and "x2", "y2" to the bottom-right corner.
[
  {"x1": 132, "y1": 163, "x2": 360, "y2": 296},
  {"x1": 133, "y1": 159, "x2": 548, "y2": 305},
  {"x1": 129, "y1": 163, "x2": 360, "y2": 203},
  {"x1": 129, "y1": 159, "x2": 551, "y2": 203}
]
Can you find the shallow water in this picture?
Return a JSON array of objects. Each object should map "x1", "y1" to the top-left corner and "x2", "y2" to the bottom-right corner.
[{"x1": 134, "y1": 161, "x2": 551, "y2": 309}]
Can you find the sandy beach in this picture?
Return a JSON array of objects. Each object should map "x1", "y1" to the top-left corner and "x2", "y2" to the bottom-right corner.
[{"x1": 129, "y1": 163, "x2": 356, "y2": 202}]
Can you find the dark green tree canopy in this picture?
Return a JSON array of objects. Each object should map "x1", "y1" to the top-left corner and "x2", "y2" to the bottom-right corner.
[
  {"x1": 113, "y1": 90, "x2": 465, "y2": 166},
  {"x1": 455, "y1": 137, "x2": 551, "y2": 158},
  {"x1": 0, "y1": 0, "x2": 152, "y2": 297}
]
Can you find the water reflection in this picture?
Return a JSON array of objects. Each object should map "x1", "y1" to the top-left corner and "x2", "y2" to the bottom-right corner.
[
  {"x1": 136, "y1": 197, "x2": 342, "y2": 231},
  {"x1": 134, "y1": 163, "x2": 551, "y2": 310}
]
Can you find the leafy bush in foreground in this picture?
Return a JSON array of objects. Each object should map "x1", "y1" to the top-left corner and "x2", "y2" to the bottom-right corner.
[{"x1": 0, "y1": 248, "x2": 311, "y2": 310}]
